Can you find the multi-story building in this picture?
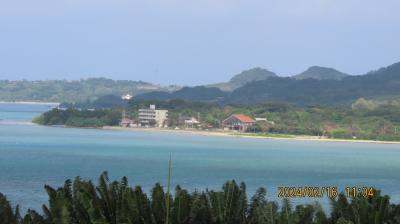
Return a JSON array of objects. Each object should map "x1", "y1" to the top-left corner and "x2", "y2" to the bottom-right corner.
[{"x1": 138, "y1": 105, "x2": 168, "y2": 127}]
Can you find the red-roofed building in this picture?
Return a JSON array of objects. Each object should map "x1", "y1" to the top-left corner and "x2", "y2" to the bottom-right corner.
[{"x1": 222, "y1": 114, "x2": 256, "y2": 132}]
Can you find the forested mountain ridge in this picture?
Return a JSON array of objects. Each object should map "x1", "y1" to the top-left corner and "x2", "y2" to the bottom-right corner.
[
  {"x1": 293, "y1": 66, "x2": 349, "y2": 80},
  {"x1": 227, "y1": 62, "x2": 400, "y2": 105},
  {"x1": 0, "y1": 78, "x2": 179, "y2": 102},
  {"x1": 138, "y1": 62, "x2": 400, "y2": 105},
  {"x1": 208, "y1": 67, "x2": 277, "y2": 91},
  {"x1": 1, "y1": 62, "x2": 400, "y2": 105}
]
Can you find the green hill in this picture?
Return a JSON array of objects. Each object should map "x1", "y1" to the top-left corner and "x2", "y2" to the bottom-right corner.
[
  {"x1": 138, "y1": 62, "x2": 400, "y2": 105},
  {"x1": 0, "y1": 78, "x2": 179, "y2": 103},
  {"x1": 208, "y1": 67, "x2": 277, "y2": 91},
  {"x1": 293, "y1": 66, "x2": 349, "y2": 80},
  {"x1": 227, "y1": 62, "x2": 400, "y2": 105}
]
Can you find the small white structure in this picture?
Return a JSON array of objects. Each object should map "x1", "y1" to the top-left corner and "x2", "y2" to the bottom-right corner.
[
  {"x1": 121, "y1": 94, "x2": 133, "y2": 100},
  {"x1": 255, "y1": 117, "x2": 274, "y2": 125},
  {"x1": 184, "y1": 117, "x2": 200, "y2": 125},
  {"x1": 255, "y1": 118, "x2": 267, "y2": 121}
]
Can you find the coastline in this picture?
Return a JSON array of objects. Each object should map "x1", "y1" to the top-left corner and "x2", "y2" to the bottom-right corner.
[
  {"x1": 0, "y1": 101, "x2": 60, "y2": 106},
  {"x1": 102, "y1": 126, "x2": 400, "y2": 145}
]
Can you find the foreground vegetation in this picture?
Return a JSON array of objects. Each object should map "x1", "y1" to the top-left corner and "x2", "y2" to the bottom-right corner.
[
  {"x1": 1, "y1": 172, "x2": 399, "y2": 224},
  {"x1": 34, "y1": 98, "x2": 400, "y2": 141}
]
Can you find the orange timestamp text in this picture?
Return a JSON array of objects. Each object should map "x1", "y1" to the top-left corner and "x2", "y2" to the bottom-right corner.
[{"x1": 277, "y1": 186, "x2": 376, "y2": 199}]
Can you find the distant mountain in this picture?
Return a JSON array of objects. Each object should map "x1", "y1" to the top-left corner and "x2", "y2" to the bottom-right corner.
[
  {"x1": 227, "y1": 62, "x2": 400, "y2": 105},
  {"x1": 229, "y1": 67, "x2": 277, "y2": 85},
  {"x1": 0, "y1": 78, "x2": 180, "y2": 103},
  {"x1": 293, "y1": 66, "x2": 349, "y2": 80},
  {"x1": 3, "y1": 62, "x2": 400, "y2": 106},
  {"x1": 208, "y1": 67, "x2": 277, "y2": 91},
  {"x1": 137, "y1": 61, "x2": 400, "y2": 105}
]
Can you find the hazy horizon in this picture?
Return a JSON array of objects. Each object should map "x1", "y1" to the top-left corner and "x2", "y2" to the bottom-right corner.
[{"x1": 1, "y1": 0, "x2": 399, "y2": 85}]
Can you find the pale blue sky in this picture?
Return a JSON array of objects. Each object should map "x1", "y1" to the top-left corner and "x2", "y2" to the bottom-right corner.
[{"x1": 0, "y1": 0, "x2": 399, "y2": 85}]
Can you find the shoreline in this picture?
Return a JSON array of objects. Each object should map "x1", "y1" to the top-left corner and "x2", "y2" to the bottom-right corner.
[
  {"x1": 0, "y1": 101, "x2": 60, "y2": 106},
  {"x1": 102, "y1": 126, "x2": 400, "y2": 145}
]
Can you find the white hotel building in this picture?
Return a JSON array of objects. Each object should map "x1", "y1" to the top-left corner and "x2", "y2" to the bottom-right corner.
[{"x1": 138, "y1": 105, "x2": 168, "y2": 127}]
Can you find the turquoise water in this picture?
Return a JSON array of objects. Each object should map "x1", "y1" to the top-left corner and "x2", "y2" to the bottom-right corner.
[{"x1": 0, "y1": 103, "x2": 400, "y2": 211}]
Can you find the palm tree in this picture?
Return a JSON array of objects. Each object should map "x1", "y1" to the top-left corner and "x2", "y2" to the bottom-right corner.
[
  {"x1": 42, "y1": 182, "x2": 72, "y2": 224},
  {"x1": 132, "y1": 185, "x2": 153, "y2": 224},
  {"x1": 95, "y1": 171, "x2": 118, "y2": 224},
  {"x1": 151, "y1": 183, "x2": 166, "y2": 224},
  {"x1": 0, "y1": 193, "x2": 20, "y2": 224},
  {"x1": 208, "y1": 180, "x2": 247, "y2": 224},
  {"x1": 2, "y1": 172, "x2": 400, "y2": 224},
  {"x1": 172, "y1": 185, "x2": 191, "y2": 224},
  {"x1": 247, "y1": 187, "x2": 270, "y2": 224},
  {"x1": 21, "y1": 209, "x2": 46, "y2": 224},
  {"x1": 188, "y1": 192, "x2": 212, "y2": 224}
]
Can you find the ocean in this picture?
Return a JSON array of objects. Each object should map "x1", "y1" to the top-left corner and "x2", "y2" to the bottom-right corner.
[{"x1": 0, "y1": 102, "x2": 400, "y2": 211}]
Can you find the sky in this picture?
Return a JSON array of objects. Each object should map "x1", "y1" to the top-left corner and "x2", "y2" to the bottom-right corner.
[{"x1": 0, "y1": 0, "x2": 399, "y2": 86}]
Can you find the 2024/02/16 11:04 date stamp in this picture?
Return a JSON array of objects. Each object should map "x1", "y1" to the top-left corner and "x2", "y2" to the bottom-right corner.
[{"x1": 277, "y1": 186, "x2": 375, "y2": 199}]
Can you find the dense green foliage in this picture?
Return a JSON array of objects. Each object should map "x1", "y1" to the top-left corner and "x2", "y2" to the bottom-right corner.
[
  {"x1": 0, "y1": 78, "x2": 177, "y2": 103},
  {"x1": 0, "y1": 172, "x2": 399, "y2": 224},
  {"x1": 35, "y1": 99, "x2": 400, "y2": 141},
  {"x1": 33, "y1": 108, "x2": 121, "y2": 127},
  {"x1": 60, "y1": 95, "x2": 128, "y2": 109}
]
